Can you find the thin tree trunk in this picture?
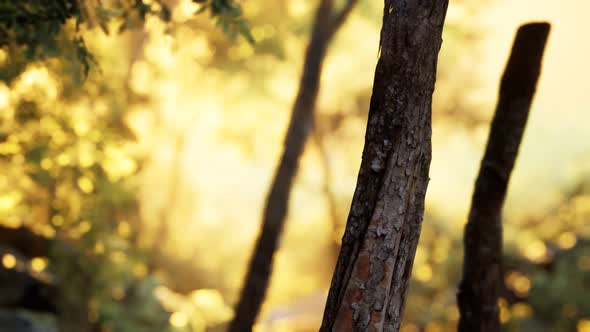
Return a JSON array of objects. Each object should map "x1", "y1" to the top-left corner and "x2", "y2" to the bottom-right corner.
[
  {"x1": 457, "y1": 22, "x2": 550, "y2": 332},
  {"x1": 320, "y1": 1, "x2": 449, "y2": 331},
  {"x1": 228, "y1": 1, "x2": 357, "y2": 331}
]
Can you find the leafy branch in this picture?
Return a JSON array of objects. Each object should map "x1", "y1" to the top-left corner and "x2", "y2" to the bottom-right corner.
[
  {"x1": 0, "y1": 0, "x2": 251, "y2": 82},
  {"x1": 193, "y1": 0, "x2": 254, "y2": 43}
]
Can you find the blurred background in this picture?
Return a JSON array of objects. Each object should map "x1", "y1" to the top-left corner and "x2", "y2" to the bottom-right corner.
[{"x1": 0, "y1": 0, "x2": 589, "y2": 331}]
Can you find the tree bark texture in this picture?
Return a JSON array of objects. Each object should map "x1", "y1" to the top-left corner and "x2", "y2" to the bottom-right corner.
[
  {"x1": 320, "y1": 1, "x2": 449, "y2": 331},
  {"x1": 228, "y1": 1, "x2": 357, "y2": 331},
  {"x1": 457, "y1": 22, "x2": 550, "y2": 332}
]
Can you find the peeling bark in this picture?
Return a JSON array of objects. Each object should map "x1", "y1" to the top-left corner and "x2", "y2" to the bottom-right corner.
[
  {"x1": 320, "y1": 1, "x2": 449, "y2": 331},
  {"x1": 457, "y1": 22, "x2": 550, "y2": 332},
  {"x1": 228, "y1": 1, "x2": 358, "y2": 331}
]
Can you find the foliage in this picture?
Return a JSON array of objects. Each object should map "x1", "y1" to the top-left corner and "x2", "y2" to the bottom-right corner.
[
  {"x1": 0, "y1": 1, "x2": 141, "y2": 79},
  {"x1": 0, "y1": 50, "x2": 172, "y2": 329},
  {"x1": 0, "y1": 0, "x2": 250, "y2": 82},
  {"x1": 504, "y1": 182, "x2": 590, "y2": 331},
  {"x1": 0, "y1": 0, "x2": 253, "y2": 331},
  {"x1": 399, "y1": 183, "x2": 590, "y2": 332},
  {"x1": 525, "y1": 241, "x2": 590, "y2": 331},
  {"x1": 193, "y1": 0, "x2": 253, "y2": 43}
]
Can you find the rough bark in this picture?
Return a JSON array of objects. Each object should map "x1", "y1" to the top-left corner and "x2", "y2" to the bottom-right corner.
[
  {"x1": 228, "y1": 1, "x2": 357, "y2": 331},
  {"x1": 457, "y1": 22, "x2": 550, "y2": 332},
  {"x1": 320, "y1": 1, "x2": 449, "y2": 331}
]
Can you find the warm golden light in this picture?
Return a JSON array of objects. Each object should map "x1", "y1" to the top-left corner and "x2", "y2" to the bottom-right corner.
[
  {"x1": 401, "y1": 324, "x2": 420, "y2": 332},
  {"x1": 557, "y1": 232, "x2": 577, "y2": 249},
  {"x1": 499, "y1": 302, "x2": 511, "y2": 323},
  {"x1": 425, "y1": 321, "x2": 443, "y2": 332},
  {"x1": 94, "y1": 241, "x2": 105, "y2": 255},
  {"x1": 0, "y1": 83, "x2": 10, "y2": 108},
  {"x1": 414, "y1": 264, "x2": 433, "y2": 282},
  {"x1": 524, "y1": 240, "x2": 548, "y2": 263},
  {"x1": 511, "y1": 303, "x2": 533, "y2": 319},
  {"x1": 133, "y1": 263, "x2": 148, "y2": 278},
  {"x1": 505, "y1": 271, "x2": 532, "y2": 296},
  {"x1": 51, "y1": 215, "x2": 65, "y2": 227},
  {"x1": 117, "y1": 221, "x2": 132, "y2": 238},
  {"x1": 0, "y1": 192, "x2": 21, "y2": 211},
  {"x1": 578, "y1": 319, "x2": 590, "y2": 332},
  {"x1": 110, "y1": 251, "x2": 127, "y2": 264},
  {"x1": 30, "y1": 257, "x2": 48, "y2": 272},
  {"x1": 77, "y1": 176, "x2": 94, "y2": 193},
  {"x1": 169, "y1": 311, "x2": 189, "y2": 328},
  {"x1": 41, "y1": 225, "x2": 56, "y2": 238},
  {"x1": 0, "y1": 1, "x2": 588, "y2": 331},
  {"x1": 78, "y1": 221, "x2": 92, "y2": 234},
  {"x1": 190, "y1": 289, "x2": 234, "y2": 325},
  {"x1": 2, "y1": 253, "x2": 17, "y2": 269},
  {"x1": 0, "y1": 49, "x2": 7, "y2": 66}
]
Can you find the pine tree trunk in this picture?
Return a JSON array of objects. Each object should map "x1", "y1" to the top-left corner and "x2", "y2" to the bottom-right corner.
[
  {"x1": 457, "y1": 22, "x2": 550, "y2": 332},
  {"x1": 228, "y1": 1, "x2": 357, "y2": 331},
  {"x1": 320, "y1": 1, "x2": 449, "y2": 330}
]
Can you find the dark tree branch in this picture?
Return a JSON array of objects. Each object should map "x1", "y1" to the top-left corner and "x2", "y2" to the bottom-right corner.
[
  {"x1": 457, "y1": 22, "x2": 550, "y2": 332},
  {"x1": 227, "y1": 0, "x2": 358, "y2": 331},
  {"x1": 0, "y1": 226, "x2": 51, "y2": 258},
  {"x1": 328, "y1": 0, "x2": 358, "y2": 38},
  {"x1": 0, "y1": 261, "x2": 58, "y2": 313}
]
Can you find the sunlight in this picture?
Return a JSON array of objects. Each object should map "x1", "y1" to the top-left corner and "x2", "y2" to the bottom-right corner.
[
  {"x1": 1, "y1": 253, "x2": 16, "y2": 269},
  {"x1": 0, "y1": 0, "x2": 588, "y2": 331}
]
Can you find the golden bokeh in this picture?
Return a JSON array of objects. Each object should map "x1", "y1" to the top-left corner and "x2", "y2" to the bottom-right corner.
[{"x1": 0, "y1": 0, "x2": 588, "y2": 331}]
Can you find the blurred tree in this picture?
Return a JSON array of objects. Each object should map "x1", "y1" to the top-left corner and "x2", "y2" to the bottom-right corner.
[
  {"x1": 457, "y1": 23, "x2": 550, "y2": 332},
  {"x1": 0, "y1": 0, "x2": 254, "y2": 331},
  {"x1": 499, "y1": 177, "x2": 590, "y2": 331},
  {"x1": 320, "y1": 1, "x2": 449, "y2": 330},
  {"x1": 0, "y1": 57, "x2": 178, "y2": 330},
  {"x1": 0, "y1": 25, "x2": 178, "y2": 332},
  {"x1": 228, "y1": 0, "x2": 358, "y2": 330}
]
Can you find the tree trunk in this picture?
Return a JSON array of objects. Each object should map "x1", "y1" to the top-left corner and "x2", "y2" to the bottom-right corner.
[
  {"x1": 320, "y1": 1, "x2": 449, "y2": 331},
  {"x1": 457, "y1": 22, "x2": 550, "y2": 332},
  {"x1": 228, "y1": 1, "x2": 357, "y2": 331}
]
